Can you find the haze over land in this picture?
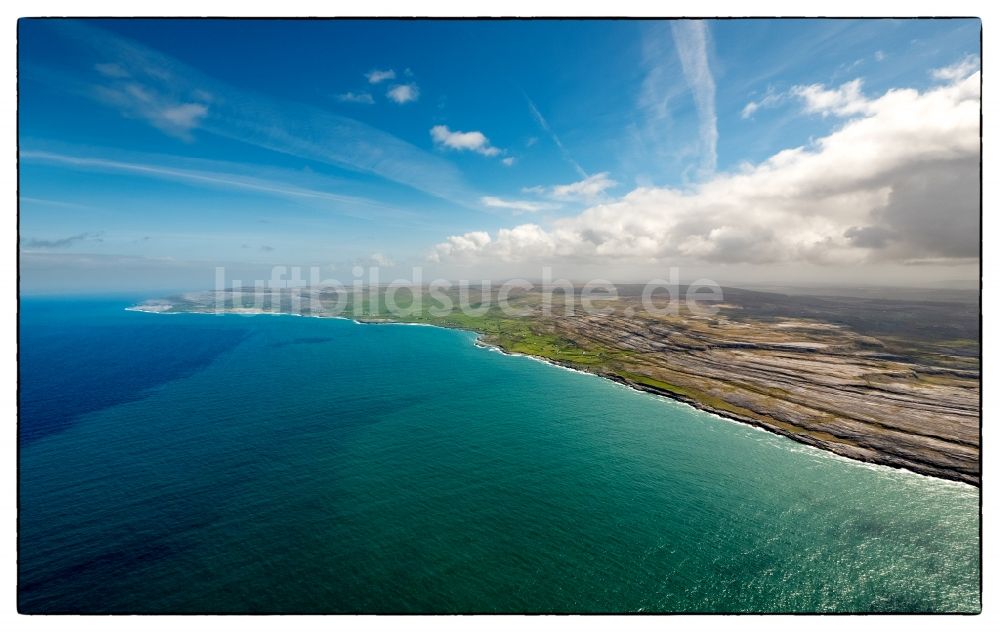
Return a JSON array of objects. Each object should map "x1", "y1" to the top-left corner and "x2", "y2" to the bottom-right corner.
[{"x1": 18, "y1": 19, "x2": 980, "y2": 293}]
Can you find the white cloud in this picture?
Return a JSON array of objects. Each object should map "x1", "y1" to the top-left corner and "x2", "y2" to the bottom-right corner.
[
  {"x1": 671, "y1": 21, "x2": 718, "y2": 173},
  {"x1": 874, "y1": 50, "x2": 886, "y2": 62},
  {"x1": 430, "y1": 125, "x2": 501, "y2": 157},
  {"x1": 431, "y1": 224, "x2": 562, "y2": 264},
  {"x1": 93, "y1": 72, "x2": 208, "y2": 141},
  {"x1": 502, "y1": 157, "x2": 516, "y2": 167},
  {"x1": 159, "y1": 103, "x2": 208, "y2": 131},
  {"x1": 365, "y1": 69, "x2": 396, "y2": 84},
  {"x1": 94, "y1": 62, "x2": 129, "y2": 78},
  {"x1": 60, "y1": 23, "x2": 471, "y2": 203},
  {"x1": 20, "y1": 149, "x2": 393, "y2": 216},
  {"x1": 792, "y1": 78, "x2": 870, "y2": 117},
  {"x1": 480, "y1": 196, "x2": 560, "y2": 214},
  {"x1": 630, "y1": 23, "x2": 704, "y2": 183},
  {"x1": 741, "y1": 101, "x2": 761, "y2": 119},
  {"x1": 336, "y1": 91, "x2": 375, "y2": 104},
  {"x1": 932, "y1": 55, "x2": 980, "y2": 82},
  {"x1": 741, "y1": 87, "x2": 784, "y2": 119},
  {"x1": 741, "y1": 80, "x2": 867, "y2": 120},
  {"x1": 552, "y1": 173, "x2": 617, "y2": 199},
  {"x1": 534, "y1": 173, "x2": 617, "y2": 200},
  {"x1": 387, "y1": 83, "x2": 419, "y2": 104},
  {"x1": 741, "y1": 78, "x2": 877, "y2": 120},
  {"x1": 428, "y1": 231, "x2": 492, "y2": 262},
  {"x1": 368, "y1": 252, "x2": 395, "y2": 267},
  {"x1": 431, "y1": 70, "x2": 980, "y2": 270}
]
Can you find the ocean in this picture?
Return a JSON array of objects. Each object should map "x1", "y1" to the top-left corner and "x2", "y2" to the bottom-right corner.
[{"x1": 17, "y1": 297, "x2": 980, "y2": 613}]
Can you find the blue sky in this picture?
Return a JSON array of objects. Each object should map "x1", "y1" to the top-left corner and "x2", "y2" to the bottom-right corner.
[{"x1": 18, "y1": 19, "x2": 981, "y2": 291}]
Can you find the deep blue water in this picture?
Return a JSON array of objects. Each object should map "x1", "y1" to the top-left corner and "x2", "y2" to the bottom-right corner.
[
  {"x1": 18, "y1": 298, "x2": 980, "y2": 613},
  {"x1": 19, "y1": 298, "x2": 248, "y2": 444}
]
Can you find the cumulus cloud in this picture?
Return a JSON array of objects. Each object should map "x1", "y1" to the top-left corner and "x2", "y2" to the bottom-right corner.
[
  {"x1": 480, "y1": 196, "x2": 560, "y2": 214},
  {"x1": 431, "y1": 70, "x2": 980, "y2": 269},
  {"x1": 365, "y1": 69, "x2": 396, "y2": 84},
  {"x1": 792, "y1": 78, "x2": 870, "y2": 117},
  {"x1": 387, "y1": 83, "x2": 419, "y2": 104},
  {"x1": 428, "y1": 231, "x2": 492, "y2": 263},
  {"x1": 741, "y1": 78, "x2": 874, "y2": 120},
  {"x1": 336, "y1": 91, "x2": 375, "y2": 104},
  {"x1": 430, "y1": 125, "x2": 501, "y2": 156}
]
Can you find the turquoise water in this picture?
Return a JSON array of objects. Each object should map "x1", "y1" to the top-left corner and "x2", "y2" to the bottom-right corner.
[{"x1": 18, "y1": 299, "x2": 980, "y2": 613}]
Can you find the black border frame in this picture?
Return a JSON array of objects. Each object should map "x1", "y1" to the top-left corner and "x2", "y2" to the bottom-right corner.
[{"x1": 14, "y1": 15, "x2": 985, "y2": 616}]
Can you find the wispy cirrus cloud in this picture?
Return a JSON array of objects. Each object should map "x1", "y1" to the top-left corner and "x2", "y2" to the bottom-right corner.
[
  {"x1": 480, "y1": 196, "x2": 560, "y2": 214},
  {"x1": 629, "y1": 21, "x2": 718, "y2": 185},
  {"x1": 19, "y1": 196, "x2": 94, "y2": 210},
  {"x1": 22, "y1": 232, "x2": 103, "y2": 249},
  {"x1": 549, "y1": 173, "x2": 617, "y2": 200},
  {"x1": 525, "y1": 97, "x2": 587, "y2": 178},
  {"x1": 670, "y1": 20, "x2": 718, "y2": 174},
  {"x1": 94, "y1": 62, "x2": 129, "y2": 78},
  {"x1": 30, "y1": 21, "x2": 471, "y2": 205},
  {"x1": 741, "y1": 86, "x2": 784, "y2": 119},
  {"x1": 20, "y1": 148, "x2": 407, "y2": 219},
  {"x1": 522, "y1": 173, "x2": 617, "y2": 201},
  {"x1": 90, "y1": 70, "x2": 211, "y2": 141}
]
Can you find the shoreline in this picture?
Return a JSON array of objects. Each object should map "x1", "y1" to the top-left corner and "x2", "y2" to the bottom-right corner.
[
  {"x1": 127, "y1": 306, "x2": 979, "y2": 488},
  {"x1": 472, "y1": 332, "x2": 977, "y2": 490}
]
